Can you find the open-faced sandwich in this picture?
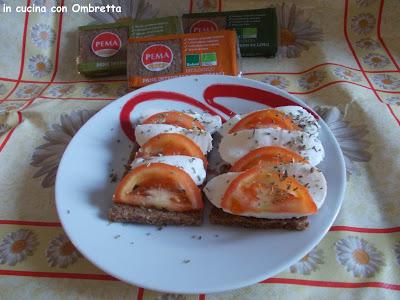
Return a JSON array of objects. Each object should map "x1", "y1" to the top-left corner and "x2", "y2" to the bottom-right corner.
[
  {"x1": 109, "y1": 110, "x2": 222, "y2": 226},
  {"x1": 204, "y1": 106, "x2": 327, "y2": 230}
]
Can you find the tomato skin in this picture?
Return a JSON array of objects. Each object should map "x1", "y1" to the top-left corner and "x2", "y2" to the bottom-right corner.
[
  {"x1": 230, "y1": 146, "x2": 307, "y2": 172},
  {"x1": 142, "y1": 111, "x2": 205, "y2": 130},
  {"x1": 136, "y1": 133, "x2": 208, "y2": 167},
  {"x1": 113, "y1": 163, "x2": 203, "y2": 212},
  {"x1": 229, "y1": 109, "x2": 300, "y2": 133},
  {"x1": 221, "y1": 167, "x2": 317, "y2": 215}
]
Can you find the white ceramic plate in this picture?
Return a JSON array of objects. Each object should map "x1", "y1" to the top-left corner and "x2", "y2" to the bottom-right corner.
[{"x1": 56, "y1": 75, "x2": 346, "y2": 294}]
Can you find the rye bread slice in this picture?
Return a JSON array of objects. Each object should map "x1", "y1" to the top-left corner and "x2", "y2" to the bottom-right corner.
[
  {"x1": 109, "y1": 145, "x2": 204, "y2": 226},
  {"x1": 109, "y1": 204, "x2": 203, "y2": 226},
  {"x1": 209, "y1": 206, "x2": 309, "y2": 231}
]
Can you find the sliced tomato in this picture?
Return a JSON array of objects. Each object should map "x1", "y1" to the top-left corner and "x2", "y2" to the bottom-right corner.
[
  {"x1": 142, "y1": 111, "x2": 205, "y2": 130},
  {"x1": 113, "y1": 163, "x2": 203, "y2": 212},
  {"x1": 136, "y1": 133, "x2": 207, "y2": 167},
  {"x1": 229, "y1": 109, "x2": 300, "y2": 133},
  {"x1": 230, "y1": 146, "x2": 307, "y2": 172},
  {"x1": 221, "y1": 167, "x2": 317, "y2": 215}
]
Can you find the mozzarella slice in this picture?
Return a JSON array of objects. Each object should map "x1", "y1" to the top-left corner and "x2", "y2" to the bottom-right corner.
[
  {"x1": 137, "y1": 110, "x2": 222, "y2": 134},
  {"x1": 131, "y1": 155, "x2": 206, "y2": 185},
  {"x1": 203, "y1": 163, "x2": 327, "y2": 219},
  {"x1": 135, "y1": 124, "x2": 213, "y2": 153},
  {"x1": 219, "y1": 106, "x2": 320, "y2": 136},
  {"x1": 204, "y1": 172, "x2": 237, "y2": 207},
  {"x1": 218, "y1": 114, "x2": 242, "y2": 136},
  {"x1": 272, "y1": 163, "x2": 327, "y2": 209},
  {"x1": 277, "y1": 106, "x2": 320, "y2": 135},
  {"x1": 219, "y1": 128, "x2": 324, "y2": 166},
  {"x1": 188, "y1": 112, "x2": 222, "y2": 134}
]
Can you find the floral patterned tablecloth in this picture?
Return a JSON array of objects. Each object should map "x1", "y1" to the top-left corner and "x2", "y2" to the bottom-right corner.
[{"x1": 1, "y1": 0, "x2": 400, "y2": 299}]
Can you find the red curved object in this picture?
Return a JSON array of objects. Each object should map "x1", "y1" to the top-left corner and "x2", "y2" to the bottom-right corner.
[
  {"x1": 203, "y1": 84, "x2": 320, "y2": 119},
  {"x1": 120, "y1": 91, "x2": 223, "y2": 142}
]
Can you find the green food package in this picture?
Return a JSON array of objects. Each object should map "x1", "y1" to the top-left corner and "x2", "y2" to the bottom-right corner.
[
  {"x1": 182, "y1": 8, "x2": 278, "y2": 57},
  {"x1": 77, "y1": 22, "x2": 131, "y2": 77},
  {"x1": 130, "y1": 16, "x2": 182, "y2": 38}
]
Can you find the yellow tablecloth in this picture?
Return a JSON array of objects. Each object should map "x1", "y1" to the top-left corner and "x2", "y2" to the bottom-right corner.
[{"x1": 1, "y1": 0, "x2": 400, "y2": 299}]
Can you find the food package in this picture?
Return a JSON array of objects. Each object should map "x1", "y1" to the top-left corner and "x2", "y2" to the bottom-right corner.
[
  {"x1": 77, "y1": 22, "x2": 130, "y2": 77},
  {"x1": 127, "y1": 30, "x2": 240, "y2": 88},
  {"x1": 182, "y1": 8, "x2": 278, "y2": 57}
]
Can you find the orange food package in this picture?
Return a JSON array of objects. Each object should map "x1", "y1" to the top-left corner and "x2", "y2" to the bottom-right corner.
[{"x1": 127, "y1": 30, "x2": 239, "y2": 88}]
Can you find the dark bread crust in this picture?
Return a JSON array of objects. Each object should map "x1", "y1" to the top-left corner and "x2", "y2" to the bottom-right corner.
[
  {"x1": 109, "y1": 146, "x2": 203, "y2": 226},
  {"x1": 109, "y1": 204, "x2": 203, "y2": 226},
  {"x1": 209, "y1": 206, "x2": 309, "y2": 231}
]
